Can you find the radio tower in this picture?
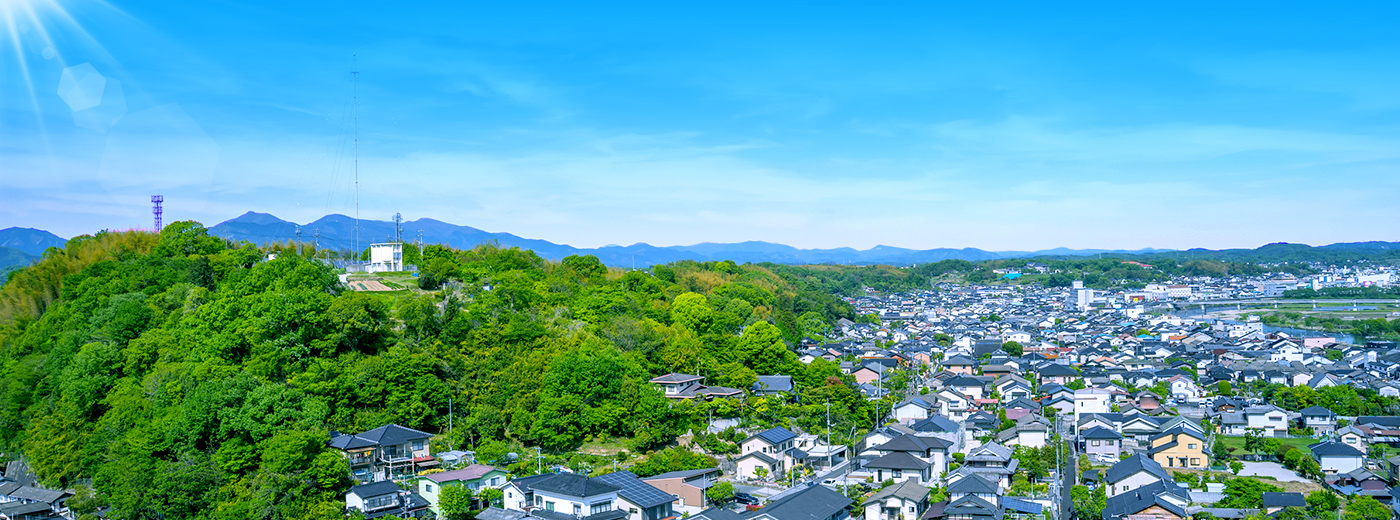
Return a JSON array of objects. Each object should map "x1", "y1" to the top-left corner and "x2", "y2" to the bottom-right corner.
[
  {"x1": 352, "y1": 54, "x2": 361, "y2": 263},
  {"x1": 151, "y1": 195, "x2": 164, "y2": 232}
]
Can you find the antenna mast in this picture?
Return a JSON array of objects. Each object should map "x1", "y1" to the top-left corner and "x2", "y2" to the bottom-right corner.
[
  {"x1": 151, "y1": 195, "x2": 164, "y2": 232},
  {"x1": 352, "y1": 54, "x2": 360, "y2": 262}
]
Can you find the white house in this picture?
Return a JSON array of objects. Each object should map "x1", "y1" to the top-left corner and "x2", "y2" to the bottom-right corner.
[
  {"x1": 1074, "y1": 388, "x2": 1112, "y2": 420},
  {"x1": 1311, "y1": 441, "x2": 1364, "y2": 475},
  {"x1": 1244, "y1": 405, "x2": 1290, "y2": 437}
]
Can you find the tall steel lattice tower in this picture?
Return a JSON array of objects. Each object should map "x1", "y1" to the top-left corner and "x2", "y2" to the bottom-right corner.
[{"x1": 152, "y1": 195, "x2": 164, "y2": 232}]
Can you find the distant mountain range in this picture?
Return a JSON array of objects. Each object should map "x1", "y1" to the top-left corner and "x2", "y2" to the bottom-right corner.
[
  {"x1": 0, "y1": 227, "x2": 67, "y2": 256},
  {"x1": 2, "y1": 216, "x2": 1395, "y2": 270},
  {"x1": 205, "y1": 211, "x2": 1187, "y2": 267}
]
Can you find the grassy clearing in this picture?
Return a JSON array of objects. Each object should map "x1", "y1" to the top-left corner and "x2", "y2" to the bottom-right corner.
[{"x1": 1216, "y1": 435, "x2": 1318, "y2": 454}]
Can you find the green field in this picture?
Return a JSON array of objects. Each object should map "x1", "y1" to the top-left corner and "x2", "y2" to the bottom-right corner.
[{"x1": 1216, "y1": 435, "x2": 1319, "y2": 455}]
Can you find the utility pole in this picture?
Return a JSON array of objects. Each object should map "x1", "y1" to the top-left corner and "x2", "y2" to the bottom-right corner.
[
  {"x1": 826, "y1": 400, "x2": 833, "y2": 469},
  {"x1": 449, "y1": 396, "x2": 453, "y2": 434},
  {"x1": 296, "y1": 226, "x2": 302, "y2": 256},
  {"x1": 537, "y1": 447, "x2": 543, "y2": 475}
]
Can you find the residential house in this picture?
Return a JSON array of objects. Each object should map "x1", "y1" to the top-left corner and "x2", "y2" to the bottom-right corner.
[
  {"x1": 650, "y1": 374, "x2": 744, "y2": 400},
  {"x1": 1100, "y1": 480, "x2": 1188, "y2": 520},
  {"x1": 737, "y1": 427, "x2": 799, "y2": 480},
  {"x1": 962, "y1": 442, "x2": 1018, "y2": 490},
  {"x1": 503, "y1": 474, "x2": 558, "y2": 511},
  {"x1": 892, "y1": 397, "x2": 937, "y2": 423},
  {"x1": 1147, "y1": 426, "x2": 1208, "y2": 470},
  {"x1": 691, "y1": 484, "x2": 851, "y2": 520},
  {"x1": 753, "y1": 376, "x2": 795, "y2": 396},
  {"x1": 1311, "y1": 441, "x2": 1365, "y2": 475},
  {"x1": 1039, "y1": 364, "x2": 1080, "y2": 386},
  {"x1": 1261, "y1": 493, "x2": 1306, "y2": 514},
  {"x1": 864, "y1": 451, "x2": 932, "y2": 484},
  {"x1": 521, "y1": 473, "x2": 627, "y2": 520},
  {"x1": 1244, "y1": 405, "x2": 1291, "y2": 438},
  {"x1": 862, "y1": 479, "x2": 930, "y2": 520},
  {"x1": 329, "y1": 423, "x2": 437, "y2": 483},
  {"x1": 1103, "y1": 454, "x2": 1174, "y2": 498},
  {"x1": 346, "y1": 481, "x2": 431, "y2": 519},
  {"x1": 1300, "y1": 406, "x2": 1337, "y2": 435},
  {"x1": 417, "y1": 465, "x2": 510, "y2": 517},
  {"x1": 942, "y1": 495, "x2": 1001, "y2": 520},
  {"x1": 1074, "y1": 388, "x2": 1112, "y2": 419},
  {"x1": 1337, "y1": 426, "x2": 1370, "y2": 453},
  {"x1": 943, "y1": 356, "x2": 978, "y2": 375},
  {"x1": 592, "y1": 471, "x2": 677, "y2": 520},
  {"x1": 1082, "y1": 427, "x2": 1123, "y2": 462},
  {"x1": 874, "y1": 434, "x2": 954, "y2": 477},
  {"x1": 642, "y1": 468, "x2": 720, "y2": 511},
  {"x1": 995, "y1": 414, "x2": 1050, "y2": 449},
  {"x1": 946, "y1": 472, "x2": 1000, "y2": 509}
]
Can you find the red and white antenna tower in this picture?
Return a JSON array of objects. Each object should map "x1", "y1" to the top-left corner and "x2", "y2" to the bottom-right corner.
[{"x1": 152, "y1": 195, "x2": 164, "y2": 232}]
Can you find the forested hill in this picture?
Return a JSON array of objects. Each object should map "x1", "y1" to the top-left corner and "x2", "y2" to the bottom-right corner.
[{"x1": 0, "y1": 221, "x2": 860, "y2": 519}]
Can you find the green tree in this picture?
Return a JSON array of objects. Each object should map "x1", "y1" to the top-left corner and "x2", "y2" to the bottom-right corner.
[
  {"x1": 1219, "y1": 478, "x2": 1283, "y2": 508},
  {"x1": 706, "y1": 481, "x2": 735, "y2": 505},
  {"x1": 1344, "y1": 496, "x2": 1391, "y2": 520},
  {"x1": 1308, "y1": 491, "x2": 1341, "y2": 517},
  {"x1": 1001, "y1": 341, "x2": 1023, "y2": 357},
  {"x1": 441, "y1": 485, "x2": 475, "y2": 520}
]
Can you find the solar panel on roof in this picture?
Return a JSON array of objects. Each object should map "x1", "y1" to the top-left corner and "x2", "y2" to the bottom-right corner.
[{"x1": 593, "y1": 472, "x2": 675, "y2": 508}]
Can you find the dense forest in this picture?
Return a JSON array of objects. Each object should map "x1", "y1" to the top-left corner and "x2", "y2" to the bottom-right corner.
[{"x1": 0, "y1": 222, "x2": 876, "y2": 519}]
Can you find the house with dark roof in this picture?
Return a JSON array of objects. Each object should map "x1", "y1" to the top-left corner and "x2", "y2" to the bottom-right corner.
[
  {"x1": 522, "y1": 473, "x2": 629, "y2": 520},
  {"x1": 592, "y1": 471, "x2": 677, "y2": 520},
  {"x1": 503, "y1": 474, "x2": 559, "y2": 511},
  {"x1": 753, "y1": 375, "x2": 795, "y2": 396},
  {"x1": 329, "y1": 423, "x2": 436, "y2": 483},
  {"x1": 1300, "y1": 406, "x2": 1337, "y2": 435},
  {"x1": 1081, "y1": 426, "x2": 1122, "y2": 461},
  {"x1": 1261, "y1": 492, "x2": 1306, "y2": 514},
  {"x1": 650, "y1": 374, "x2": 744, "y2": 400},
  {"x1": 946, "y1": 472, "x2": 999, "y2": 507},
  {"x1": 962, "y1": 442, "x2": 1017, "y2": 489},
  {"x1": 941, "y1": 495, "x2": 1002, "y2": 520},
  {"x1": 0, "y1": 501, "x2": 61, "y2": 520},
  {"x1": 874, "y1": 434, "x2": 954, "y2": 476},
  {"x1": 347, "y1": 480, "x2": 431, "y2": 519},
  {"x1": 1310, "y1": 441, "x2": 1365, "y2": 475},
  {"x1": 1103, "y1": 454, "x2": 1174, "y2": 498},
  {"x1": 692, "y1": 483, "x2": 851, "y2": 520},
  {"x1": 1100, "y1": 480, "x2": 1187, "y2": 520},
  {"x1": 0, "y1": 480, "x2": 71, "y2": 520},
  {"x1": 864, "y1": 451, "x2": 933, "y2": 484},
  {"x1": 863, "y1": 479, "x2": 930, "y2": 520}
]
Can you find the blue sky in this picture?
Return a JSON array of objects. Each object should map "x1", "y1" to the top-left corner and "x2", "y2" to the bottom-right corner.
[{"x1": 2, "y1": 1, "x2": 1398, "y2": 250}]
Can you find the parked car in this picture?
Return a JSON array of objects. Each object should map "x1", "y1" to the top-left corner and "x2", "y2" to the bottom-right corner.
[{"x1": 734, "y1": 493, "x2": 760, "y2": 505}]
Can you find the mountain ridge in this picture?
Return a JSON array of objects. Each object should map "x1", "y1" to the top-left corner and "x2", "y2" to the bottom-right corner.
[{"x1": 205, "y1": 211, "x2": 1185, "y2": 266}]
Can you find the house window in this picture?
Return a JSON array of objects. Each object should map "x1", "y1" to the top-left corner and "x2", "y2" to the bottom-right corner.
[
  {"x1": 1188, "y1": 444, "x2": 1197, "y2": 450},
  {"x1": 574, "y1": 504, "x2": 582, "y2": 516},
  {"x1": 1091, "y1": 440, "x2": 1100, "y2": 446},
  {"x1": 536, "y1": 497, "x2": 543, "y2": 506},
  {"x1": 546, "y1": 502, "x2": 555, "y2": 511},
  {"x1": 426, "y1": 484, "x2": 434, "y2": 493},
  {"x1": 893, "y1": 470, "x2": 903, "y2": 479},
  {"x1": 1190, "y1": 458, "x2": 1201, "y2": 466},
  {"x1": 591, "y1": 502, "x2": 612, "y2": 515},
  {"x1": 1271, "y1": 416, "x2": 1282, "y2": 422}
]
